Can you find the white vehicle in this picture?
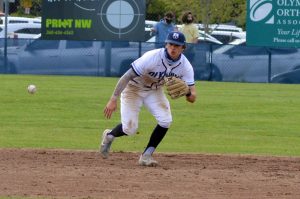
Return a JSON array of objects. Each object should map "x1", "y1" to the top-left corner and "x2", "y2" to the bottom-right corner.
[
  {"x1": 32, "y1": 33, "x2": 41, "y2": 39},
  {"x1": 146, "y1": 30, "x2": 222, "y2": 45},
  {"x1": 198, "y1": 23, "x2": 243, "y2": 32},
  {"x1": 0, "y1": 16, "x2": 41, "y2": 25},
  {"x1": 145, "y1": 20, "x2": 157, "y2": 29},
  {"x1": 199, "y1": 30, "x2": 222, "y2": 44},
  {"x1": 0, "y1": 23, "x2": 41, "y2": 39},
  {"x1": 208, "y1": 30, "x2": 246, "y2": 44}
]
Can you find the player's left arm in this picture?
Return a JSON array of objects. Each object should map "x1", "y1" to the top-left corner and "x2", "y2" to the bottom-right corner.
[
  {"x1": 183, "y1": 62, "x2": 196, "y2": 103},
  {"x1": 186, "y1": 85, "x2": 196, "y2": 103}
]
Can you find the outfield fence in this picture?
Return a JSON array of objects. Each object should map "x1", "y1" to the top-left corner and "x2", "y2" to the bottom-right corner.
[
  {"x1": 1, "y1": 1, "x2": 299, "y2": 83},
  {"x1": 1, "y1": 38, "x2": 300, "y2": 83}
]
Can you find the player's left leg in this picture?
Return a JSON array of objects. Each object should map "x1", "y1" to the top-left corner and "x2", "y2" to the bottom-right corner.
[
  {"x1": 138, "y1": 124, "x2": 168, "y2": 166},
  {"x1": 139, "y1": 89, "x2": 172, "y2": 166}
]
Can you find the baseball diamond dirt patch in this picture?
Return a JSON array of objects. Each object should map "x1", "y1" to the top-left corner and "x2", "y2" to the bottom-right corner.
[{"x1": 0, "y1": 149, "x2": 300, "y2": 199}]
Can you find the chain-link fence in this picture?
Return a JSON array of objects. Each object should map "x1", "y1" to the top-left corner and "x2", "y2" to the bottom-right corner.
[
  {"x1": 1, "y1": 1, "x2": 300, "y2": 83},
  {"x1": 2, "y1": 37, "x2": 300, "y2": 83}
]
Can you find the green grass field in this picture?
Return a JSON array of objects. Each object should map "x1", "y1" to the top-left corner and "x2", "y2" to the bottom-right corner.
[{"x1": 1, "y1": 74, "x2": 300, "y2": 156}]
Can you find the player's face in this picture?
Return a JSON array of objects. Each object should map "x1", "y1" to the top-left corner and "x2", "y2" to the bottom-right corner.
[{"x1": 166, "y1": 43, "x2": 185, "y2": 60}]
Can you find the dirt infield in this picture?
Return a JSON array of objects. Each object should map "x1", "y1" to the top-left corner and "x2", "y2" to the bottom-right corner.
[{"x1": 0, "y1": 149, "x2": 300, "y2": 199}]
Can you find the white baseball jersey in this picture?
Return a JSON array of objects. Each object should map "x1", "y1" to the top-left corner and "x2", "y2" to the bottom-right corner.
[
  {"x1": 130, "y1": 48, "x2": 195, "y2": 90},
  {"x1": 120, "y1": 48, "x2": 195, "y2": 135}
]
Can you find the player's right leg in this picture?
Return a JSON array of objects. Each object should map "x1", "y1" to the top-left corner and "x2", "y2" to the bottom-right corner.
[
  {"x1": 120, "y1": 85, "x2": 143, "y2": 135},
  {"x1": 100, "y1": 129, "x2": 114, "y2": 159},
  {"x1": 100, "y1": 86, "x2": 143, "y2": 158},
  {"x1": 100, "y1": 124, "x2": 126, "y2": 159}
]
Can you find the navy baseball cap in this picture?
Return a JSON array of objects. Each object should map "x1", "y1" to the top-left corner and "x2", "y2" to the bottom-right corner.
[{"x1": 165, "y1": 31, "x2": 186, "y2": 46}]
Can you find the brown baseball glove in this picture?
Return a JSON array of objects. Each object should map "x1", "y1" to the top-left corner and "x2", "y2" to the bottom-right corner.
[{"x1": 164, "y1": 76, "x2": 190, "y2": 99}]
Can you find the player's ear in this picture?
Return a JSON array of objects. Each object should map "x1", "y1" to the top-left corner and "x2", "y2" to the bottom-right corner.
[{"x1": 182, "y1": 45, "x2": 186, "y2": 50}]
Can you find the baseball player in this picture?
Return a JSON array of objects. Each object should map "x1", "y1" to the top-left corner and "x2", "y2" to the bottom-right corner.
[{"x1": 101, "y1": 31, "x2": 197, "y2": 166}]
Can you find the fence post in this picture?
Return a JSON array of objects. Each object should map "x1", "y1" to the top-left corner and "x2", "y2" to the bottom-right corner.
[
  {"x1": 208, "y1": 43, "x2": 213, "y2": 80},
  {"x1": 267, "y1": 48, "x2": 272, "y2": 83},
  {"x1": 138, "y1": 41, "x2": 142, "y2": 57},
  {"x1": 4, "y1": 0, "x2": 8, "y2": 73},
  {"x1": 104, "y1": 41, "x2": 111, "y2": 77}
]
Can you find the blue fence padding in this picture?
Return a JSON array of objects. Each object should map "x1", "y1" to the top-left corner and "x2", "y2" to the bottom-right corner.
[{"x1": 1, "y1": 38, "x2": 300, "y2": 83}]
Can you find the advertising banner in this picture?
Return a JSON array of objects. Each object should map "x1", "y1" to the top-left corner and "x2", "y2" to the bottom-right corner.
[
  {"x1": 247, "y1": 0, "x2": 300, "y2": 47},
  {"x1": 41, "y1": 0, "x2": 145, "y2": 41}
]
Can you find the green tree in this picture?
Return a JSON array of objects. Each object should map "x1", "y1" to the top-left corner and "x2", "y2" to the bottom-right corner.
[
  {"x1": 146, "y1": 0, "x2": 247, "y2": 29},
  {"x1": 146, "y1": 0, "x2": 169, "y2": 21},
  {"x1": 13, "y1": 0, "x2": 41, "y2": 17}
]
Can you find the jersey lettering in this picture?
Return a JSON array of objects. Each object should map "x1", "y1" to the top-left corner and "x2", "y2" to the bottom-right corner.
[{"x1": 148, "y1": 71, "x2": 166, "y2": 79}]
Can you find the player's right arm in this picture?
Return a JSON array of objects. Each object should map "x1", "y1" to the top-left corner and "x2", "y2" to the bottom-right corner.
[
  {"x1": 104, "y1": 68, "x2": 137, "y2": 119},
  {"x1": 151, "y1": 23, "x2": 159, "y2": 35}
]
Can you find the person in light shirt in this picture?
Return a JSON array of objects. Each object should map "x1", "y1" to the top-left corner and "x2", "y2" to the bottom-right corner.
[
  {"x1": 179, "y1": 11, "x2": 199, "y2": 44},
  {"x1": 179, "y1": 11, "x2": 199, "y2": 62}
]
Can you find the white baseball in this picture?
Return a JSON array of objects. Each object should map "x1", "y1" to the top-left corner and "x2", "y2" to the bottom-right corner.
[{"x1": 27, "y1": 84, "x2": 37, "y2": 94}]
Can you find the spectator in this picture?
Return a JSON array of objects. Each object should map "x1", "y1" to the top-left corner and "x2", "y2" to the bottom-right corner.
[
  {"x1": 151, "y1": 11, "x2": 176, "y2": 48},
  {"x1": 179, "y1": 11, "x2": 199, "y2": 62}
]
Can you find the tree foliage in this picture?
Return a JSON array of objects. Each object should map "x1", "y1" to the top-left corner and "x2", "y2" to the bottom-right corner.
[
  {"x1": 11, "y1": 0, "x2": 246, "y2": 28},
  {"x1": 13, "y1": 0, "x2": 41, "y2": 17},
  {"x1": 146, "y1": 0, "x2": 246, "y2": 29}
]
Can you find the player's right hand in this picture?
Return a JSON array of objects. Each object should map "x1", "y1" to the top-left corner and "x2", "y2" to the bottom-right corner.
[{"x1": 103, "y1": 98, "x2": 117, "y2": 119}]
